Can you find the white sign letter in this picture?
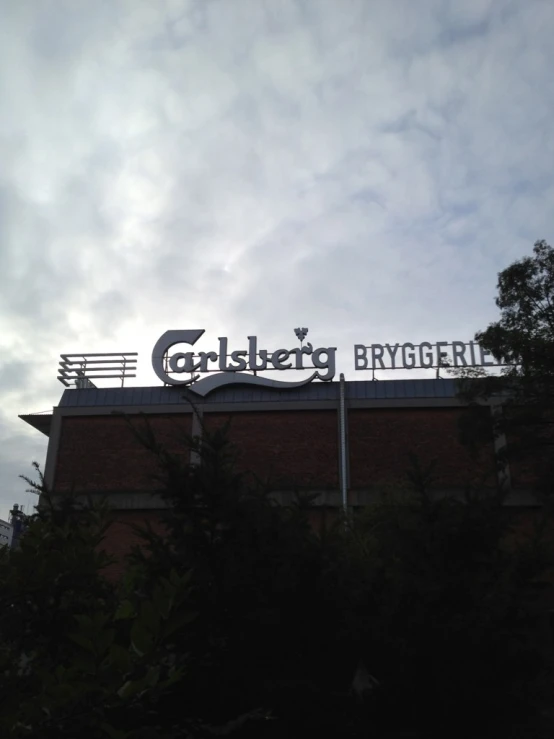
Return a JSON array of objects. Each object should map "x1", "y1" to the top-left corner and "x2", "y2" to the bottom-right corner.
[{"x1": 354, "y1": 345, "x2": 368, "y2": 370}]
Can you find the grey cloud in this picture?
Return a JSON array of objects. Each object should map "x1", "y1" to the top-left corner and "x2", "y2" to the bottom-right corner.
[
  {"x1": 0, "y1": 420, "x2": 46, "y2": 516},
  {"x1": 0, "y1": 0, "x2": 553, "y2": 516}
]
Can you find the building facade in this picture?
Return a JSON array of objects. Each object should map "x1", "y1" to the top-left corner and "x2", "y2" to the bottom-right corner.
[
  {"x1": 20, "y1": 376, "x2": 541, "y2": 571},
  {"x1": 0, "y1": 519, "x2": 13, "y2": 548}
]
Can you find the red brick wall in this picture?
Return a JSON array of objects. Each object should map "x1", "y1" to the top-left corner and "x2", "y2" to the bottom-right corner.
[
  {"x1": 498, "y1": 408, "x2": 554, "y2": 491},
  {"x1": 54, "y1": 414, "x2": 193, "y2": 493},
  {"x1": 510, "y1": 454, "x2": 539, "y2": 490},
  {"x1": 349, "y1": 408, "x2": 496, "y2": 489},
  {"x1": 54, "y1": 407, "x2": 499, "y2": 496},
  {"x1": 51, "y1": 407, "x2": 544, "y2": 579},
  {"x1": 204, "y1": 410, "x2": 339, "y2": 488},
  {"x1": 102, "y1": 510, "x2": 167, "y2": 580},
  {"x1": 508, "y1": 437, "x2": 554, "y2": 492},
  {"x1": 99, "y1": 508, "x2": 341, "y2": 580}
]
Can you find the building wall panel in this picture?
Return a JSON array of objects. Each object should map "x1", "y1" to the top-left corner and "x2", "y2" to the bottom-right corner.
[
  {"x1": 203, "y1": 410, "x2": 339, "y2": 488},
  {"x1": 54, "y1": 414, "x2": 193, "y2": 493},
  {"x1": 349, "y1": 407, "x2": 496, "y2": 489}
]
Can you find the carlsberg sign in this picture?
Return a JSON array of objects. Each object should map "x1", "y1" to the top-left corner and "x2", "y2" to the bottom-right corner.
[
  {"x1": 152, "y1": 329, "x2": 336, "y2": 395},
  {"x1": 150, "y1": 330, "x2": 499, "y2": 395}
]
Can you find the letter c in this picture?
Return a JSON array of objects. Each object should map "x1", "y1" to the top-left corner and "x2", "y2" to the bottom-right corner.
[{"x1": 152, "y1": 329, "x2": 205, "y2": 385}]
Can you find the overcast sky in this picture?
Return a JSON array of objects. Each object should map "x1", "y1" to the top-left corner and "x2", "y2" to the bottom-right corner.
[{"x1": 1, "y1": 0, "x2": 553, "y2": 519}]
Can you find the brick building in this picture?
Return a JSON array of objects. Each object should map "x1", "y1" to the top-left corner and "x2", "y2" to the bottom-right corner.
[{"x1": 20, "y1": 376, "x2": 541, "y2": 567}]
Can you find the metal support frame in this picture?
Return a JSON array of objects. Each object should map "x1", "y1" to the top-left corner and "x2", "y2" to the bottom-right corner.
[
  {"x1": 58, "y1": 353, "x2": 138, "y2": 388},
  {"x1": 339, "y1": 373, "x2": 349, "y2": 516},
  {"x1": 491, "y1": 402, "x2": 511, "y2": 494}
]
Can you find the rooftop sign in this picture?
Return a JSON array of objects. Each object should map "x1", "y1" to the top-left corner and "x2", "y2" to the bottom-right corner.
[
  {"x1": 58, "y1": 334, "x2": 503, "y2": 393},
  {"x1": 151, "y1": 329, "x2": 336, "y2": 395},
  {"x1": 354, "y1": 341, "x2": 497, "y2": 372}
]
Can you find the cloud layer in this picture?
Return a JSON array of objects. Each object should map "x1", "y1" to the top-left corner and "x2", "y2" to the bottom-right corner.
[{"x1": 1, "y1": 0, "x2": 553, "y2": 517}]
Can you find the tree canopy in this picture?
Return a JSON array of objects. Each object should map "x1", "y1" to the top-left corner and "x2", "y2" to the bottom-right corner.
[
  {"x1": 461, "y1": 240, "x2": 554, "y2": 495},
  {"x1": 2, "y1": 421, "x2": 554, "y2": 738},
  {"x1": 477, "y1": 239, "x2": 554, "y2": 389}
]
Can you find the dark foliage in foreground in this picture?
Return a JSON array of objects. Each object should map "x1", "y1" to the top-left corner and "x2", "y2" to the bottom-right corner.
[
  {"x1": 1, "y1": 427, "x2": 553, "y2": 738},
  {"x1": 457, "y1": 240, "x2": 554, "y2": 497}
]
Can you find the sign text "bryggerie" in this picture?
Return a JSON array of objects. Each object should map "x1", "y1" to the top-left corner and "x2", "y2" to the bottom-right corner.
[{"x1": 354, "y1": 341, "x2": 496, "y2": 370}]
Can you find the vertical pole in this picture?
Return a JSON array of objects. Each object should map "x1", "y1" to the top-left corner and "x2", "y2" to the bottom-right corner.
[
  {"x1": 190, "y1": 405, "x2": 203, "y2": 466},
  {"x1": 491, "y1": 402, "x2": 511, "y2": 495},
  {"x1": 43, "y1": 407, "x2": 62, "y2": 493},
  {"x1": 339, "y1": 373, "x2": 348, "y2": 516}
]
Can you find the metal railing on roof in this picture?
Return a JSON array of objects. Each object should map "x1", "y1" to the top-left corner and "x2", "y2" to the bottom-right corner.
[{"x1": 58, "y1": 353, "x2": 138, "y2": 388}]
